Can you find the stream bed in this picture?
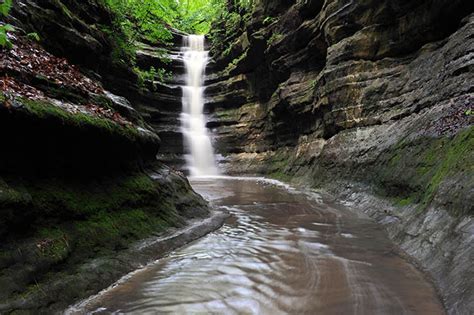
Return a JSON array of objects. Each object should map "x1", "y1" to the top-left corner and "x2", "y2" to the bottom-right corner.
[{"x1": 72, "y1": 177, "x2": 444, "y2": 314}]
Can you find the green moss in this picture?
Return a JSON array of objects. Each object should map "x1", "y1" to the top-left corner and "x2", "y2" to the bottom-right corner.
[
  {"x1": 36, "y1": 228, "x2": 71, "y2": 262},
  {"x1": 17, "y1": 282, "x2": 46, "y2": 301},
  {"x1": 0, "y1": 179, "x2": 29, "y2": 204},
  {"x1": 267, "y1": 33, "x2": 284, "y2": 46},
  {"x1": 269, "y1": 171, "x2": 292, "y2": 182},
  {"x1": 90, "y1": 94, "x2": 115, "y2": 110},
  {"x1": 27, "y1": 173, "x2": 158, "y2": 218},
  {"x1": 419, "y1": 127, "x2": 474, "y2": 213},
  {"x1": 0, "y1": 172, "x2": 183, "y2": 282},
  {"x1": 232, "y1": 52, "x2": 247, "y2": 66},
  {"x1": 265, "y1": 150, "x2": 295, "y2": 182},
  {"x1": 52, "y1": 0, "x2": 74, "y2": 20},
  {"x1": 395, "y1": 196, "x2": 414, "y2": 207},
  {"x1": 222, "y1": 45, "x2": 232, "y2": 57},
  {"x1": 216, "y1": 108, "x2": 240, "y2": 119},
  {"x1": 263, "y1": 16, "x2": 276, "y2": 25},
  {"x1": 42, "y1": 86, "x2": 87, "y2": 104},
  {"x1": 225, "y1": 12, "x2": 242, "y2": 37},
  {"x1": 18, "y1": 96, "x2": 140, "y2": 141},
  {"x1": 389, "y1": 150, "x2": 402, "y2": 166},
  {"x1": 224, "y1": 51, "x2": 248, "y2": 73},
  {"x1": 74, "y1": 208, "x2": 174, "y2": 253},
  {"x1": 382, "y1": 126, "x2": 473, "y2": 216}
]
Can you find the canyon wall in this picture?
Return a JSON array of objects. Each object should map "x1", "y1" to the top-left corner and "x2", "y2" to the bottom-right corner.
[
  {"x1": 206, "y1": 0, "x2": 474, "y2": 313},
  {"x1": 0, "y1": 1, "x2": 209, "y2": 312}
]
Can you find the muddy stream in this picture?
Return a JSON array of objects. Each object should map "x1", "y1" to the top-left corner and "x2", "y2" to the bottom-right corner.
[{"x1": 71, "y1": 177, "x2": 444, "y2": 314}]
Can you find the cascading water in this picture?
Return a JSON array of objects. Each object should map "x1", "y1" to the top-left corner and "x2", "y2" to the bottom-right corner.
[{"x1": 180, "y1": 35, "x2": 219, "y2": 177}]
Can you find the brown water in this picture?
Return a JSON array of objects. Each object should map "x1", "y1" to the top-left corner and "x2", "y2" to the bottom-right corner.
[{"x1": 71, "y1": 177, "x2": 444, "y2": 314}]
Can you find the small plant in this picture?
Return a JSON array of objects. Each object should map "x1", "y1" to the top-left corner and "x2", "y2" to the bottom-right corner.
[
  {"x1": 465, "y1": 109, "x2": 473, "y2": 116},
  {"x1": 135, "y1": 66, "x2": 171, "y2": 90},
  {"x1": 0, "y1": 0, "x2": 13, "y2": 49},
  {"x1": 225, "y1": 12, "x2": 242, "y2": 36},
  {"x1": 0, "y1": 23, "x2": 13, "y2": 48},
  {"x1": 263, "y1": 16, "x2": 276, "y2": 25},
  {"x1": 0, "y1": 0, "x2": 12, "y2": 16},
  {"x1": 222, "y1": 45, "x2": 232, "y2": 57},
  {"x1": 27, "y1": 32, "x2": 41, "y2": 42},
  {"x1": 267, "y1": 32, "x2": 283, "y2": 46}
]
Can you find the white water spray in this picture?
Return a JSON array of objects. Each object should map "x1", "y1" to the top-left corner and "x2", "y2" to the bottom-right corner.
[{"x1": 180, "y1": 35, "x2": 219, "y2": 176}]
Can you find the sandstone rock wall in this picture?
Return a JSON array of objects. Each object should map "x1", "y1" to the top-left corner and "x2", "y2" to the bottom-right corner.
[
  {"x1": 206, "y1": 1, "x2": 474, "y2": 313},
  {"x1": 0, "y1": 1, "x2": 209, "y2": 312}
]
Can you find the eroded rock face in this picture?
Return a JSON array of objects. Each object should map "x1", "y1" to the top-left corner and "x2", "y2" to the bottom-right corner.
[
  {"x1": 9, "y1": 0, "x2": 139, "y2": 94},
  {"x1": 0, "y1": 2, "x2": 210, "y2": 312},
  {"x1": 8, "y1": 0, "x2": 189, "y2": 169},
  {"x1": 207, "y1": 0, "x2": 474, "y2": 313},
  {"x1": 133, "y1": 40, "x2": 188, "y2": 170}
]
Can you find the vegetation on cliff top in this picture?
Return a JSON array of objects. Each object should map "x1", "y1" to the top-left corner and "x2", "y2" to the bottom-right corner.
[{"x1": 98, "y1": 0, "x2": 255, "y2": 84}]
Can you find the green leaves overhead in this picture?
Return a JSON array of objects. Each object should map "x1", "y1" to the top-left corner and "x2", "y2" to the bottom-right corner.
[
  {"x1": 103, "y1": 0, "x2": 178, "y2": 43},
  {"x1": 99, "y1": 0, "x2": 255, "y2": 85},
  {"x1": 103, "y1": 0, "x2": 255, "y2": 37},
  {"x1": 174, "y1": 0, "x2": 226, "y2": 34}
]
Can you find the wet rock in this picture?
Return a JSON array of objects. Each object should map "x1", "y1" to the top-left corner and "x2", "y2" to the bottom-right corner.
[{"x1": 207, "y1": 1, "x2": 474, "y2": 313}]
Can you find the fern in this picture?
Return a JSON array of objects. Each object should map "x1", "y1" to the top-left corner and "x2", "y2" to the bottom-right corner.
[
  {"x1": 27, "y1": 32, "x2": 41, "y2": 42},
  {"x1": 0, "y1": 0, "x2": 13, "y2": 48},
  {"x1": 0, "y1": 0, "x2": 12, "y2": 16},
  {"x1": 0, "y1": 24, "x2": 13, "y2": 49}
]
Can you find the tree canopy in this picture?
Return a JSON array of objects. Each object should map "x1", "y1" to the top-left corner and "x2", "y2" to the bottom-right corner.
[
  {"x1": 99, "y1": 0, "x2": 254, "y2": 81},
  {"x1": 103, "y1": 0, "x2": 253, "y2": 40}
]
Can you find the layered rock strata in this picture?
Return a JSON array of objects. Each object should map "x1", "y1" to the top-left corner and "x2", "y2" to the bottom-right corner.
[
  {"x1": 0, "y1": 1, "x2": 213, "y2": 312},
  {"x1": 205, "y1": 1, "x2": 474, "y2": 313}
]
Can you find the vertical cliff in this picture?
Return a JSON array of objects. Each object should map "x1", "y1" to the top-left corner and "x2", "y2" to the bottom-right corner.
[
  {"x1": 0, "y1": 1, "x2": 211, "y2": 312},
  {"x1": 206, "y1": 0, "x2": 474, "y2": 313}
]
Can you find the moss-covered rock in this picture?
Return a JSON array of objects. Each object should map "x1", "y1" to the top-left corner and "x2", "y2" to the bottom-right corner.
[
  {"x1": 373, "y1": 126, "x2": 474, "y2": 217},
  {"x1": 0, "y1": 93, "x2": 160, "y2": 174},
  {"x1": 0, "y1": 164, "x2": 209, "y2": 312}
]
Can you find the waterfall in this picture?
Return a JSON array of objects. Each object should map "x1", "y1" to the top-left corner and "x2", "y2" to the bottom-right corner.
[{"x1": 180, "y1": 35, "x2": 219, "y2": 177}]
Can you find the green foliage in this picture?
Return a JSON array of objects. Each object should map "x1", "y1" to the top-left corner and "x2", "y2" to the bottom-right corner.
[
  {"x1": 135, "y1": 66, "x2": 171, "y2": 90},
  {"x1": 267, "y1": 32, "x2": 284, "y2": 46},
  {"x1": 99, "y1": 24, "x2": 135, "y2": 66},
  {"x1": 383, "y1": 127, "x2": 474, "y2": 216},
  {"x1": 103, "y1": 0, "x2": 238, "y2": 37},
  {"x1": 103, "y1": 0, "x2": 176, "y2": 44},
  {"x1": 232, "y1": 0, "x2": 254, "y2": 11},
  {"x1": 0, "y1": 24, "x2": 13, "y2": 49},
  {"x1": 263, "y1": 16, "x2": 276, "y2": 25},
  {"x1": 173, "y1": 0, "x2": 224, "y2": 34},
  {"x1": 395, "y1": 197, "x2": 414, "y2": 207},
  {"x1": 171, "y1": 0, "x2": 254, "y2": 34},
  {"x1": 101, "y1": 0, "x2": 235, "y2": 86},
  {"x1": 225, "y1": 12, "x2": 242, "y2": 34},
  {"x1": 0, "y1": 0, "x2": 13, "y2": 49},
  {"x1": 26, "y1": 32, "x2": 41, "y2": 42},
  {"x1": 0, "y1": 0, "x2": 12, "y2": 16}
]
